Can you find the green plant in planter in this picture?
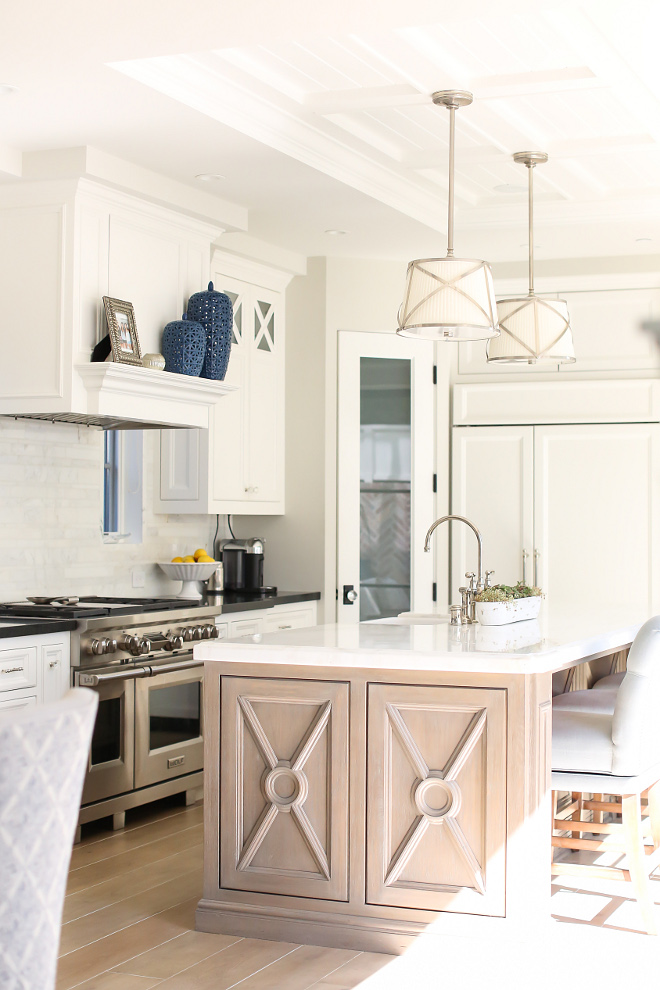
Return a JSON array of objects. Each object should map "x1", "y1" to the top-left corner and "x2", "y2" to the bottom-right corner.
[{"x1": 474, "y1": 582, "x2": 542, "y2": 603}]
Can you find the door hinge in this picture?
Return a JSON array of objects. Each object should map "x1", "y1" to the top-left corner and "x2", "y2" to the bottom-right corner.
[
  {"x1": 433, "y1": 473, "x2": 437, "y2": 493},
  {"x1": 433, "y1": 364, "x2": 437, "y2": 385},
  {"x1": 432, "y1": 582, "x2": 437, "y2": 603}
]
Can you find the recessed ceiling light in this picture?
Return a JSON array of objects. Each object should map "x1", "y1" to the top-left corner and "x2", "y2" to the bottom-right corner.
[
  {"x1": 494, "y1": 183, "x2": 527, "y2": 194},
  {"x1": 0, "y1": 84, "x2": 17, "y2": 96},
  {"x1": 195, "y1": 172, "x2": 225, "y2": 182},
  {"x1": 324, "y1": 229, "x2": 348, "y2": 236},
  {"x1": 635, "y1": 237, "x2": 653, "y2": 243}
]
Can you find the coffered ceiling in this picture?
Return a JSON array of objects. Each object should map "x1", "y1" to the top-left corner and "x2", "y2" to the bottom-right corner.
[{"x1": 1, "y1": 0, "x2": 659, "y2": 263}]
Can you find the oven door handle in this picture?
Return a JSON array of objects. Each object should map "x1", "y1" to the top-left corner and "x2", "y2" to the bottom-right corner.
[{"x1": 78, "y1": 659, "x2": 203, "y2": 687}]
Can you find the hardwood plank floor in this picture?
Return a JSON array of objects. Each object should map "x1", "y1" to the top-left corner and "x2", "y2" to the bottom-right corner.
[{"x1": 56, "y1": 797, "x2": 392, "y2": 990}]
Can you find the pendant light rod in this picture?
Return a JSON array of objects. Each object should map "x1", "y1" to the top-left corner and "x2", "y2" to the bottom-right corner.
[
  {"x1": 512, "y1": 151, "x2": 548, "y2": 297},
  {"x1": 432, "y1": 90, "x2": 473, "y2": 259},
  {"x1": 528, "y1": 161, "x2": 534, "y2": 294},
  {"x1": 447, "y1": 105, "x2": 455, "y2": 256}
]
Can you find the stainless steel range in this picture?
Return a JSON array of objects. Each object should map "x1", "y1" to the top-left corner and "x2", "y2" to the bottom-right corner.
[{"x1": 1, "y1": 596, "x2": 222, "y2": 833}]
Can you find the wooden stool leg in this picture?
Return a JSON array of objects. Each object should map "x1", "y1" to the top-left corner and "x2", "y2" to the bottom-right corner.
[
  {"x1": 571, "y1": 791, "x2": 583, "y2": 839},
  {"x1": 592, "y1": 793, "x2": 604, "y2": 826},
  {"x1": 622, "y1": 792, "x2": 658, "y2": 935}
]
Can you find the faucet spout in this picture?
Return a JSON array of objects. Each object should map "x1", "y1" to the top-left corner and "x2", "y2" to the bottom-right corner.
[{"x1": 423, "y1": 514, "x2": 485, "y2": 591}]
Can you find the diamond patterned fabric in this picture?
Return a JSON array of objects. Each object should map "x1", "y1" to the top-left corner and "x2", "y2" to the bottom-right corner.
[{"x1": 0, "y1": 690, "x2": 98, "y2": 990}]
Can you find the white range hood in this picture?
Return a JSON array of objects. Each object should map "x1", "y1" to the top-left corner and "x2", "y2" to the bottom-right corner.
[{"x1": 0, "y1": 156, "x2": 246, "y2": 430}]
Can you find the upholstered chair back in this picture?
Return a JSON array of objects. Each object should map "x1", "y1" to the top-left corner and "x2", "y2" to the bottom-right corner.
[
  {"x1": 611, "y1": 615, "x2": 660, "y2": 775},
  {"x1": 0, "y1": 689, "x2": 97, "y2": 990}
]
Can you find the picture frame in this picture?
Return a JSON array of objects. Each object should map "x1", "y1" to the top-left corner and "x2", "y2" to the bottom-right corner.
[{"x1": 102, "y1": 296, "x2": 142, "y2": 366}]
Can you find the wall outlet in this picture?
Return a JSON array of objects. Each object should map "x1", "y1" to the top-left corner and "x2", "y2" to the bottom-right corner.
[{"x1": 132, "y1": 568, "x2": 146, "y2": 589}]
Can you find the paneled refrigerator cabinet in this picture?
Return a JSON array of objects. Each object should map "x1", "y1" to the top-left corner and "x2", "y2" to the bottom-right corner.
[{"x1": 452, "y1": 423, "x2": 659, "y2": 613}]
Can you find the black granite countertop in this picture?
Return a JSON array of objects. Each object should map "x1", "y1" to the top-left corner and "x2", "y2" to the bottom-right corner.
[
  {"x1": 0, "y1": 616, "x2": 77, "y2": 640},
  {"x1": 203, "y1": 591, "x2": 321, "y2": 614}
]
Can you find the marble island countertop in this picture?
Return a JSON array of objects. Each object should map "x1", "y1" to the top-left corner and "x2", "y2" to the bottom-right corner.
[{"x1": 195, "y1": 604, "x2": 646, "y2": 675}]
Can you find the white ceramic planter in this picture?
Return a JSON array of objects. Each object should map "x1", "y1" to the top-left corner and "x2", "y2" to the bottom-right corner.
[{"x1": 475, "y1": 596, "x2": 542, "y2": 626}]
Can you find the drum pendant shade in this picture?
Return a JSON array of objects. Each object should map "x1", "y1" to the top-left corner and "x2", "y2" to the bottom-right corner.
[
  {"x1": 397, "y1": 91, "x2": 499, "y2": 342},
  {"x1": 488, "y1": 151, "x2": 575, "y2": 364},
  {"x1": 398, "y1": 256, "x2": 498, "y2": 340},
  {"x1": 489, "y1": 295, "x2": 575, "y2": 363}
]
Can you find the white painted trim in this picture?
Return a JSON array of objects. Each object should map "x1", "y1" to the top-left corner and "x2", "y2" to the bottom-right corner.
[
  {"x1": 453, "y1": 379, "x2": 660, "y2": 426},
  {"x1": 212, "y1": 249, "x2": 296, "y2": 292},
  {"x1": 494, "y1": 271, "x2": 660, "y2": 296},
  {"x1": 77, "y1": 364, "x2": 236, "y2": 429}
]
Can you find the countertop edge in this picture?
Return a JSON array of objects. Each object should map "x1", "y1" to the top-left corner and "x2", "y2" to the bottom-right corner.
[{"x1": 0, "y1": 617, "x2": 77, "y2": 639}]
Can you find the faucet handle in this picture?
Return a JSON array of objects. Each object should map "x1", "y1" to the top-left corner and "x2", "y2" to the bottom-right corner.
[
  {"x1": 465, "y1": 571, "x2": 476, "y2": 591},
  {"x1": 485, "y1": 570, "x2": 495, "y2": 588}
]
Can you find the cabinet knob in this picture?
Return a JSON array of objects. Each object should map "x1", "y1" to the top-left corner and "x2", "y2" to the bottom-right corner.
[{"x1": 49, "y1": 660, "x2": 59, "y2": 668}]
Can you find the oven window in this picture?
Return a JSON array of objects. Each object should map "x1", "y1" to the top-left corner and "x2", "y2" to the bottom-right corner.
[
  {"x1": 149, "y1": 681, "x2": 201, "y2": 750},
  {"x1": 91, "y1": 696, "x2": 122, "y2": 764}
]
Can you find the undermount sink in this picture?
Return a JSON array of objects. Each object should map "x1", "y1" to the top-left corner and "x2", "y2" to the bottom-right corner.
[{"x1": 392, "y1": 611, "x2": 450, "y2": 624}]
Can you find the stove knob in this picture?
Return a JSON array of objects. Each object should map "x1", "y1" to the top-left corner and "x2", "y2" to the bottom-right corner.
[
  {"x1": 193, "y1": 626, "x2": 205, "y2": 641},
  {"x1": 138, "y1": 638, "x2": 151, "y2": 655},
  {"x1": 104, "y1": 638, "x2": 118, "y2": 655},
  {"x1": 201, "y1": 623, "x2": 219, "y2": 639},
  {"x1": 167, "y1": 634, "x2": 184, "y2": 651},
  {"x1": 89, "y1": 639, "x2": 106, "y2": 656},
  {"x1": 119, "y1": 634, "x2": 140, "y2": 655},
  {"x1": 208, "y1": 624, "x2": 219, "y2": 639}
]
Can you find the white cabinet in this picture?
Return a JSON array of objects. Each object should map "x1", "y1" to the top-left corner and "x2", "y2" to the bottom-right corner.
[
  {"x1": 215, "y1": 602, "x2": 317, "y2": 641},
  {"x1": 0, "y1": 633, "x2": 70, "y2": 708},
  {"x1": 0, "y1": 178, "x2": 232, "y2": 429},
  {"x1": 457, "y1": 284, "x2": 660, "y2": 378},
  {"x1": 156, "y1": 254, "x2": 292, "y2": 515},
  {"x1": 452, "y1": 424, "x2": 660, "y2": 612}
]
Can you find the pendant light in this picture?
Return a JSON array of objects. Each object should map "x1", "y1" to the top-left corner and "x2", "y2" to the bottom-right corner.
[
  {"x1": 487, "y1": 152, "x2": 575, "y2": 364},
  {"x1": 397, "y1": 91, "x2": 499, "y2": 341}
]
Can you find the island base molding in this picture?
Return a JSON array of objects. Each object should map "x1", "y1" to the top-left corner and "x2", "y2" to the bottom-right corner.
[{"x1": 195, "y1": 897, "x2": 521, "y2": 955}]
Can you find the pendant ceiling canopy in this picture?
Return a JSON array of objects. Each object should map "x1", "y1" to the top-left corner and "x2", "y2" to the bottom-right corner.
[
  {"x1": 396, "y1": 91, "x2": 499, "y2": 342},
  {"x1": 487, "y1": 152, "x2": 576, "y2": 365}
]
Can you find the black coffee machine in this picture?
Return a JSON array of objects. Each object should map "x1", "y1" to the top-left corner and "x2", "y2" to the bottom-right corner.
[{"x1": 217, "y1": 538, "x2": 272, "y2": 594}]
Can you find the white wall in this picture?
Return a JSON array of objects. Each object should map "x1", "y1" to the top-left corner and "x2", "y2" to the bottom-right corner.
[
  {"x1": 242, "y1": 257, "x2": 329, "y2": 615},
  {"x1": 0, "y1": 419, "x2": 217, "y2": 601}
]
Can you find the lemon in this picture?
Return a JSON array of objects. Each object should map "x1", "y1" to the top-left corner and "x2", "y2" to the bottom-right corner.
[
  {"x1": 193, "y1": 548, "x2": 207, "y2": 561},
  {"x1": 182, "y1": 555, "x2": 196, "y2": 563},
  {"x1": 171, "y1": 556, "x2": 183, "y2": 563},
  {"x1": 198, "y1": 555, "x2": 214, "y2": 562}
]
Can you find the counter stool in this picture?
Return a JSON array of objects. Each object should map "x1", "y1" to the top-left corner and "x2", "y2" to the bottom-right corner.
[{"x1": 551, "y1": 615, "x2": 660, "y2": 935}]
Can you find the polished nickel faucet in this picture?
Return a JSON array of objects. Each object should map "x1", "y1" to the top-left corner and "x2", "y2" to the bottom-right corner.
[{"x1": 423, "y1": 514, "x2": 490, "y2": 623}]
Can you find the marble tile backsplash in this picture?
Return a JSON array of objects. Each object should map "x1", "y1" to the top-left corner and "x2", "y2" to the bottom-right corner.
[{"x1": 0, "y1": 419, "x2": 218, "y2": 601}]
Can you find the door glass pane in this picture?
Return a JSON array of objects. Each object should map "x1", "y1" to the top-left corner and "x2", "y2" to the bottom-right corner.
[
  {"x1": 91, "y1": 696, "x2": 121, "y2": 765},
  {"x1": 360, "y1": 357, "x2": 411, "y2": 621},
  {"x1": 149, "y1": 681, "x2": 201, "y2": 751}
]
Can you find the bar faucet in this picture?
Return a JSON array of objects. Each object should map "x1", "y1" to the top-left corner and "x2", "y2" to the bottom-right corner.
[{"x1": 423, "y1": 514, "x2": 489, "y2": 623}]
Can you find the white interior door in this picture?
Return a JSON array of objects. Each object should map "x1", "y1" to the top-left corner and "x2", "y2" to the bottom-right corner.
[
  {"x1": 533, "y1": 423, "x2": 659, "y2": 612},
  {"x1": 337, "y1": 331, "x2": 434, "y2": 623},
  {"x1": 451, "y1": 426, "x2": 534, "y2": 601}
]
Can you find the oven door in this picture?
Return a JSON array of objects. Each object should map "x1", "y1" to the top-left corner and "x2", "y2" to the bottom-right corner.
[
  {"x1": 75, "y1": 670, "x2": 135, "y2": 805},
  {"x1": 134, "y1": 662, "x2": 204, "y2": 789}
]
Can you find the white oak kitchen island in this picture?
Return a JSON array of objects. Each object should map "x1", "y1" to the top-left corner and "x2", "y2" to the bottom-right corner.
[{"x1": 194, "y1": 610, "x2": 645, "y2": 953}]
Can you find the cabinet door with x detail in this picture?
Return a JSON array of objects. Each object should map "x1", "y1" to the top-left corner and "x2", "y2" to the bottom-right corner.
[
  {"x1": 220, "y1": 676, "x2": 349, "y2": 900},
  {"x1": 366, "y1": 682, "x2": 506, "y2": 916}
]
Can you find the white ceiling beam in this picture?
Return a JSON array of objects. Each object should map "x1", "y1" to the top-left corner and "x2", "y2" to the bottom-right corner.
[
  {"x1": 474, "y1": 65, "x2": 606, "y2": 100},
  {"x1": 304, "y1": 83, "x2": 427, "y2": 113}
]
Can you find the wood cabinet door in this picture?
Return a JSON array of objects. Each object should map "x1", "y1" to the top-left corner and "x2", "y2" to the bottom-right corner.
[
  {"x1": 220, "y1": 676, "x2": 349, "y2": 900},
  {"x1": 452, "y1": 425, "x2": 534, "y2": 594},
  {"x1": 367, "y1": 682, "x2": 506, "y2": 916}
]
